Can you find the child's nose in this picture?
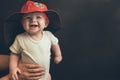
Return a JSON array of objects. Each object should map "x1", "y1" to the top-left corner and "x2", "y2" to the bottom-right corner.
[{"x1": 31, "y1": 17, "x2": 37, "y2": 22}]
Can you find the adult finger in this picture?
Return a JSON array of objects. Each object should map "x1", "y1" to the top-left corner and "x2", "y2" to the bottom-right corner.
[
  {"x1": 25, "y1": 64, "x2": 41, "y2": 69},
  {"x1": 20, "y1": 71, "x2": 44, "y2": 80},
  {"x1": 28, "y1": 71, "x2": 45, "y2": 77},
  {"x1": 27, "y1": 67, "x2": 45, "y2": 73}
]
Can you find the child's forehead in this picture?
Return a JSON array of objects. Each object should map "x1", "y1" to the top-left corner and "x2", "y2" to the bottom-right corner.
[{"x1": 23, "y1": 12, "x2": 45, "y2": 16}]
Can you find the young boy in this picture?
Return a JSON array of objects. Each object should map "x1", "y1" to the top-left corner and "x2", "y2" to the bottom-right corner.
[{"x1": 6, "y1": 0, "x2": 62, "y2": 80}]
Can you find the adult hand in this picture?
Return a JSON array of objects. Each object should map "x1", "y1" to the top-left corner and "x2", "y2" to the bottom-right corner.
[
  {"x1": 18, "y1": 61, "x2": 45, "y2": 80},
  {"x1": 0, "y1": 55, "x2": 9, "y2": 71}
]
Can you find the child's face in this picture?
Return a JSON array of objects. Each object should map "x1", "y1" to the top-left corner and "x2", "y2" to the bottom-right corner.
[{"x1": 21, "y1": 12, "x2": 48, "y2": 34}]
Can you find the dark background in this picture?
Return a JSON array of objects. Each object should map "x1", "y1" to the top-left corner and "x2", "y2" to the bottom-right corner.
[{"x1": 1, "y1": 0, "x2": 120, "y2": 80}]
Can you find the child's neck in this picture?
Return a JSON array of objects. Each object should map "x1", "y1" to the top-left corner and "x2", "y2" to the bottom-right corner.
[{"x1": 29, "y1": 32, "x2": 43, "y2": 41}]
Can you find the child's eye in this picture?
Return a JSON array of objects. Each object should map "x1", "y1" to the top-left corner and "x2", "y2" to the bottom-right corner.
[
  {"x1": 26, "y1": 16, "x2": 31, "y2": 19},
  {"x1": 37, "y1": 16, "x2": 41, "y2": 19}
]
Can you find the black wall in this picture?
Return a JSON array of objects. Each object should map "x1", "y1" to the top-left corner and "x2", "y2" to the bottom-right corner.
[{"x1": 1, "y1": 0, "x2": 120, "y2": 80}]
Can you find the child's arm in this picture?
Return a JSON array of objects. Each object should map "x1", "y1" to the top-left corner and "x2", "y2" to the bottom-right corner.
[
  {"x1": 9, "y1": 53, "x2": 21, "y2": 80},
  {"x1": 51, "y1": 44, "x2": 62, "y2": 64}
]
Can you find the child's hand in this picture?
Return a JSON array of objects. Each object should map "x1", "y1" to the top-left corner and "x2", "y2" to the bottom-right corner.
[
  {"x1": 10, "y1": 67, "x2": 21, "y2": 80},
  {"x1": 54, "y1": 56, "x2": 62, "y2": 64}
]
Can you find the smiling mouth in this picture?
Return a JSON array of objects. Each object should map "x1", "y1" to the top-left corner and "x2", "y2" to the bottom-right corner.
[{"x1": 30, "y1": 25, "x2": 38, "y2": 27}]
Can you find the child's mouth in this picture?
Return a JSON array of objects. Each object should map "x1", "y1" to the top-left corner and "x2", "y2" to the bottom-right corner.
[{"x1": 30, "y1": 25, "x2": 38, "y2": 27}]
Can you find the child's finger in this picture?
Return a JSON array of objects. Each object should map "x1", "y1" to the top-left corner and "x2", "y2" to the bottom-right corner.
[
  {"x1": 54, "y1": 60, "x2": 59, "y2": 64},
  {"x1": 14, "y1": 74, "x2": 18, "y2": 80},
  {"x1": 18, "y1": 69, "x2": 21, "y2": 74},
  {"x1": 12, "y1": 75, "x2": 16, "y2": 80}
]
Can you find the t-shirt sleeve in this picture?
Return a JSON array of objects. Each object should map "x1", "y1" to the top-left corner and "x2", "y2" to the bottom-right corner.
[
  {"x1": 46, "y1": 31, "x2": 58, "y2": 45},
  {"x1": 9, "y1": 36, "x2": 21, "y2": 54}
]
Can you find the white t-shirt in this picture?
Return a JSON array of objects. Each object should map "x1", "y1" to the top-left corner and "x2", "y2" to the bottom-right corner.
[{"x1": 10, "y1": 31, "x2": 58, "y2": 80}]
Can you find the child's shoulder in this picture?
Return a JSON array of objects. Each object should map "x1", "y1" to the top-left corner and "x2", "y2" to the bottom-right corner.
[
  {"x1": 44, "y1": 30, "x2": 53, "y2": 35},
  {"x1": 16, "y1": 32, "x2": 27, "y2": 38}
]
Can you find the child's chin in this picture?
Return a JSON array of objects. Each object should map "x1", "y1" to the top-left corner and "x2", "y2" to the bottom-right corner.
[{"x1": 28, "y1": 31, "x2": 37, "y2": 34}]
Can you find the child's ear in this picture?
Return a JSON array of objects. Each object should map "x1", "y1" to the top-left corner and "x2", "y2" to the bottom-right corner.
[{"x1": 45, "y1": 21, "x2": 49, "y2": 28}]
